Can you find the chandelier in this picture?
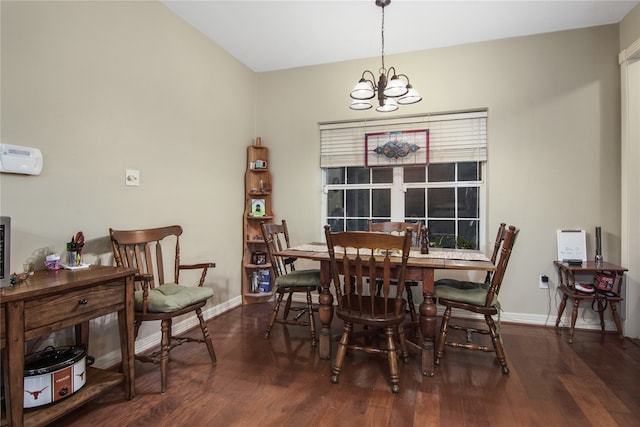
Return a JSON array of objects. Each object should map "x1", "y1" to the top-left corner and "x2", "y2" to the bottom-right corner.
[{"x1": 350, "y1": 0, "x2": 422, "y2": 112}]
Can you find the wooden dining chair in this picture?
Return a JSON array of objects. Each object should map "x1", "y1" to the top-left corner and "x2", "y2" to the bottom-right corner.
[
  {"x1": 261, "y1": 220, "x2": 321, "y2": 346},
  {"x1": 109, "y1": 225, "x2": 217, "y2": 393},
  {"x1": 368, "y1": 220, "x2": 422, "y2": 321},
  {"x1": 434, "y1": 224, "x2": 518, "y2": 373},
  {"x1": 324, "y1": 225, "x2": 413, "y2": 393},
  {"x1": 436, "y1": 222, "x2": 506, "y2": 288}
]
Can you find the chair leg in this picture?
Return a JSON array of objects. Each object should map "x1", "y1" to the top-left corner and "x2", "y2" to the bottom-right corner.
[
  {"x1": 160, "y1": 318, "x2": 171, "y2": 394},
  {"x1": 306, "y1": 291, "x2": 317, "y2": 346},
  {"x1": 196, "y1": 307, "x2": 217, "y2": 364},
  {"x1": 134, "y1": 320, "x2": 142, "y2": 340},
  {"x1": 485, "y1": 314, "x2": 509, "y2": 374},
  {"x1": 396, "y1": 323, "x2": 409, "y2": 363},
  {"x1": 282, "y1": 291, "x2": 294, "y2": 319},
  {"x1": 265, "y1": 291, "x2": 285, "y2": 339},
  {"x1": 435, "y1": 305, "x2": 452, "y2": 365},
  {"x1": 385, "y1": 326, "x2": 400, "y2": 394},
  {"x1": 331, "y1": 322, "x2": 352, "y2": 385},
  {"x1": 405, "y1": 286, "x2": 417, "y2": 322}
]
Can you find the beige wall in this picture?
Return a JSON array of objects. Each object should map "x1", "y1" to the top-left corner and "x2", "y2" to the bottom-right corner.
[
  {"x1": 620, "y1": 2, "x2": 640, "y2": 49},
  {"x1": 1, "y1": 1, "x2": 255, "y2": 358},
  {"x1": 1, "y1": 0, "x2": 634, "y2": 362},
  {"x1": 257, "y1": 25, "x2": 623, "y2": 325}
]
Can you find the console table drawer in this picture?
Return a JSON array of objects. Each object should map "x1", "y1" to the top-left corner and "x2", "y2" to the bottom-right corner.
[{"x1": 24, "y1": 283, "x2": 124, "y2": 332}]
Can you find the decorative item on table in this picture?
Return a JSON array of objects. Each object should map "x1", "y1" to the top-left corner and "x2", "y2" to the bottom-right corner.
[
  {"x1": 420, "y1": 225, "x2": 429, "y2": 254},
  {"x1": 574, "y1": 281, "x2": 595, "y2": 294},
  {"x1": 595, "y1": 272, "x2": 616, "y2": 295},
  {"x1": 9, "y1": 271, "x2": 28, "y2": 286},
  {"x1": 251, "y1": 199, "x2": 265, "y2": 217},
  {"x1": 44, "y1": 253, "x2": 61, "y2": 270},
  {"x1": 595, "y1": 226, "x2": 603, "y2": 265},
  {"x1": 65, "y1": 231, "x2": 84, "y2": 267}
]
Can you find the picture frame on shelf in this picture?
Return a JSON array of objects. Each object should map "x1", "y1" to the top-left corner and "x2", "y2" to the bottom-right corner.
[{"x1": 251, "y1": 199, "x2": 265, "y2": 217}]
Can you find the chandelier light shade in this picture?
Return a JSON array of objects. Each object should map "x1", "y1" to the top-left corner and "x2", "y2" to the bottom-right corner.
[{"x1": 350, "y1": 0, "x2": 422, "y2": 112}]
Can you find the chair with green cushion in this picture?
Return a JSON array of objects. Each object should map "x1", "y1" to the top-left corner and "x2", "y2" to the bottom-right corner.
[
  {"x1": 261, "y1": 220, "x2": 321, "y2": 346},
  {"x1": 110, "y1": 225, "x2": 217, "y2": 393},
  {"x1": 434, "y1": 224, "x2": 518, "y2": 374}
]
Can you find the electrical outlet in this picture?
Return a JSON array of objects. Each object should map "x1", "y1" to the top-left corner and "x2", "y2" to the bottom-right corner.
[{"x1": 539, "y1": 275, "x2": 549, "y2": 289}]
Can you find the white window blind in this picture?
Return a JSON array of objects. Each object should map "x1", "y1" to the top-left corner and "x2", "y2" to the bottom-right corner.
[{"x1": 319, "y1": 110, "x2": 487, "y2": 167}]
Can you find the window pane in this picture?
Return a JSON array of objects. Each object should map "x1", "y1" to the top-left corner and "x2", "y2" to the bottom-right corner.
[
  {"x1": 458, "y1": 162, "x2": 480, "y2": 181},
  {"x1": 428, "y1": 220, "x2": 455, "y2": 248},
  {"x1": 327, "y1": 189, "x2": 344, "y2": 217},
  {"x1": 404, "y1": 166, "x2": 425, "y2": 183},
  {"x1": 405, "y1": 188, "x2": 425, "y2": 218},
  {"x1": 346, "y1": 219, "x2": 368, "y2": 231},
  {"x1": 347, "y1": 167, "x2": 369, "y2": 184},
  {"x1": 372, "y1": 189, "x2": 391, "y2": 217},
  {"x1": 327, "y1": 167, "x2": 345, "y2": 184},
  {"x1": 428, "y1": 164, "x2": 454, "y2": 182},
  {"x1": 328, "y1": 218, "x2": 344, "y2": 232},
  {"x1": 372, "y1": 168, "x2": 393, "y2": 183},
  {"x1": 428, "y1": 188, "x2": 455, "y2": 217},
  {"x1": 346, "y1": 189, "x2": 369, "y2": 217},
  {"x1": 457, "y1": 187, "x2": 478, "y2": 218},
  {"x1": 458, "y1": 220, "x2": 479, "y2": 249}
]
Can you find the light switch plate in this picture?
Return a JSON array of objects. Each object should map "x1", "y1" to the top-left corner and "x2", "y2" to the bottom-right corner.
[{"x1": 125, "y1": 169, "x2": 140, "y2": 186}]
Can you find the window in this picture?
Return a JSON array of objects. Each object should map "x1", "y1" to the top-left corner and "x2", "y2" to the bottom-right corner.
[
  {"x1": 325, "y1": 162, "x2": 484, "y2": 249},
  {"x1": 321, "y1": 110, "x2": 487, "y2": 250}
]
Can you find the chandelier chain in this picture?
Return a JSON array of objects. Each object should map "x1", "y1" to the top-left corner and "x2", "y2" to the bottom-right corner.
[{"x1": 380, "y1": 4, "x2": 385, "y2": 73}]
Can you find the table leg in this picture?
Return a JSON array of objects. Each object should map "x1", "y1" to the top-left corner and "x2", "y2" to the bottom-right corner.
[
  {"x1": 569, "y1": 298, "x2": 580, "y2": 344},
  {"x1": 596, "y1": 298, "x2": 606, "y2": 332},
  {"x1": 556, "y1": 293, "x2": 568, "y2": 328},
  {"x1": 318, "y1": 261, "x2": 334, "y2": 360},
  {"x1": 117, "y1": 274, "x2": 136, "y2": 399},
  {"x1": 6, "y1": 300, "x2": 25, "y2": 426},
  {"x1": 419, "y1": 268, "x2": 436, "y2": 376},
  {"x1": 609, "y1": 301, "x2": 624, "y2": 340}
]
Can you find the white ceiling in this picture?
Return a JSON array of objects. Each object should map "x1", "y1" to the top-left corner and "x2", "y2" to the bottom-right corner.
[{"x1": 162, "y1": 0, "x2": 638, "y2": 72}]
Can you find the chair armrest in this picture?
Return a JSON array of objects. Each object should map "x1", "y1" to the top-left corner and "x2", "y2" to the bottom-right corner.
[
  {"x1": 178, "y1": 262, "x2": 216, "y2": 286},
  {"x1": 134, "y1": 273, "x2": 154, "y2": 314}
]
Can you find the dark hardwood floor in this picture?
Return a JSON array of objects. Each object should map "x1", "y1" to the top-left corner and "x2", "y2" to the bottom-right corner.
[{"x1": 49, "y1": 303, "x2": 640, "y2": 426}]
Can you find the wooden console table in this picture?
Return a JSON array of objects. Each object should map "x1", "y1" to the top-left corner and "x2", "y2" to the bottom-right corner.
[
  {"x1": 554, "y1": 260, "x2": 627, "y2": 344},
  {"x1": 0, "y1": 265, "x2": 136, "y2": 427}
]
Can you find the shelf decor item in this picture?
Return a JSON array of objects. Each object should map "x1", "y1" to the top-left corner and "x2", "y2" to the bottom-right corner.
[{"x1": 251, "y1": 199, "x2": 265, "y2": 217}]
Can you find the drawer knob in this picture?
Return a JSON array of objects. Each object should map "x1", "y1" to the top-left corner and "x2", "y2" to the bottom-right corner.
[{"x1": 78, "y1": 298, "x2": 88, "y2": 305}]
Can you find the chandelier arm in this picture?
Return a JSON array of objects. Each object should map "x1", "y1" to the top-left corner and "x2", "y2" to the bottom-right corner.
[
  {"x1": 394, "y1": 73, "x2": 410, "y2": 84},
  {"x1": 361, "y1": 70, "x2": 379, "y2": 90}
]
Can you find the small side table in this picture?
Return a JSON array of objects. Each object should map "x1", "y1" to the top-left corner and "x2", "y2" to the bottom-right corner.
[{"x1": 554, "y1": 260, "x2": 627, "y2": 343}]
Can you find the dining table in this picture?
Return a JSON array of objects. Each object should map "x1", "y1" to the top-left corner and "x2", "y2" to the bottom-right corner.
[{"x1": 275, "y1": 242, "x2": 495, "y2": 376}]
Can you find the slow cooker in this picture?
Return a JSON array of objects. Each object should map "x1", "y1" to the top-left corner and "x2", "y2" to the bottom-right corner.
[{"x1": 23, "y1": 345, "x2": 87, "y2": 408}]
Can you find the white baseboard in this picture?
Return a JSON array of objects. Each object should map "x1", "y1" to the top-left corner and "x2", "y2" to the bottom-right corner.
[
  {"x1": 93, "y1": 295, "x2": 621, "y2": 369},
  {"x1": 451, "y1": 308, "x2": 620, "y2": 332},
  {"x1": 92, "y1": 295, "x2": 243, "y2": 369}
]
